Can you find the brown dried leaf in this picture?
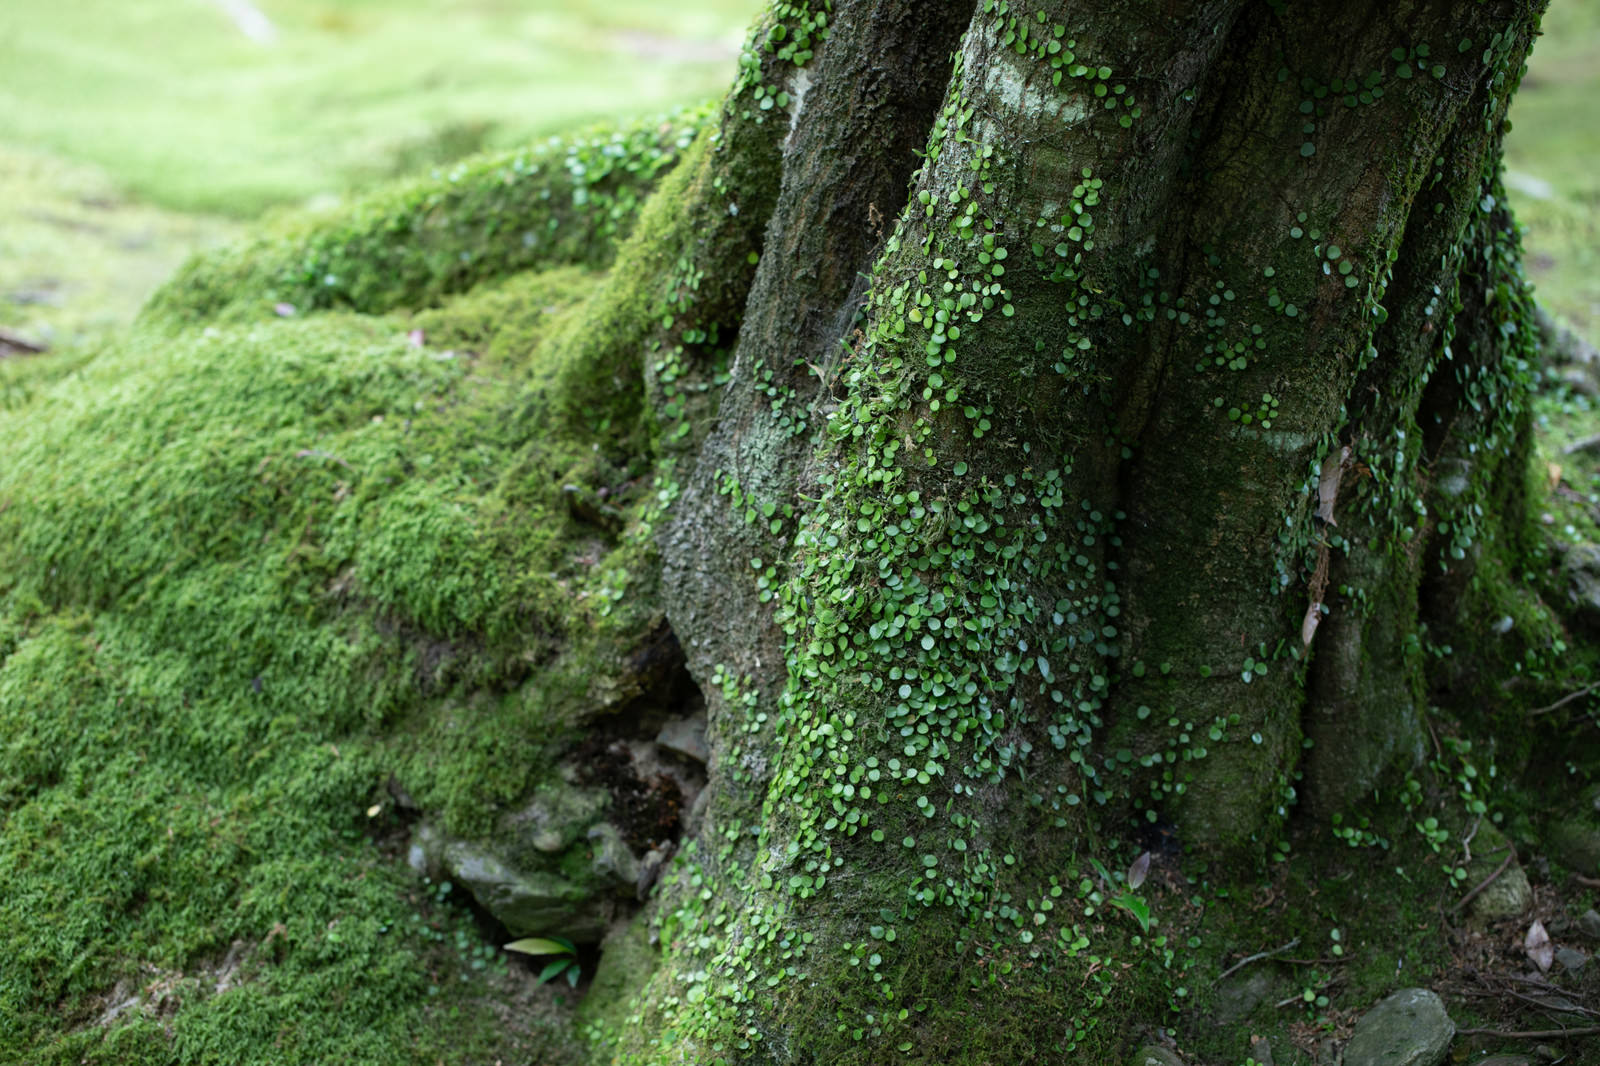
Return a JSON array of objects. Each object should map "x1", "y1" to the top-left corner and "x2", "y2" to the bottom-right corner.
[
  {"x1": 1301, "y1": 602, "x2": 1322, "y2": 647},
  {"x1": 1525, "y1": 919, "x2": 1554, "y2": 973},
  {"x1": 1127, "y1": 850, "x2": 1151, "y2": 890},
  {"x1": 1316, "y1": 446, "x2": 1350, "y2": 525}
]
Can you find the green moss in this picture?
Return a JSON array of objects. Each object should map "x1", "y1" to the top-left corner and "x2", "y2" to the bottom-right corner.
[
  {"x1": 143, "y1": 111, "x2": 709, "y2": 326},
  {"x1": 0, "y1": 181, "x2": 672, "y2": 1056}
]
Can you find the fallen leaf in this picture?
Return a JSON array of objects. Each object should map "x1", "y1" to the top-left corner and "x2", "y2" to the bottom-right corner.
[
  {"x1": 1548, "y1": 462, "x2": 1563, "y2": 491},
  {"x1": 1127, "y1": 850, "x2": 1151, "y2": 890},
  {"x1": 1526, "y1": 919, "x2": 1553, "y2": 973}
]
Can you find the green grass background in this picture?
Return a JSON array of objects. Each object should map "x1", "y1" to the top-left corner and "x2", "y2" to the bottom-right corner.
[
  {"x1": 0, "y1": 0, "x2": 762, "y2": 350},
  {"x1": 0, "y1": 0, "x2": 1593, "y2": 353}
]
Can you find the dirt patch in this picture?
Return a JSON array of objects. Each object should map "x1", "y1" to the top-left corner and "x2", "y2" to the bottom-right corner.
[{"x1": 571, "y1": 735, "x2": 684, "y2": 853}]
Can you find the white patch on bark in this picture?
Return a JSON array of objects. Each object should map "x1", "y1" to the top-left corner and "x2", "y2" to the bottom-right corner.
[
  {"x1": 211, "y1": 0, "x2": 278, "y2": 44},
  {"x1": 1316, "y1": 446, "x2": 1349, "y2": 525},
  {"x1": 784, "y1": 68, "x2": 813, "y2": 154},
  {"x1": 1236, "y1": 427, "x2": 1321, "y2": 453},
  {"x1": 981, "y1": 49, "x2": 1088, "y2": 124}
]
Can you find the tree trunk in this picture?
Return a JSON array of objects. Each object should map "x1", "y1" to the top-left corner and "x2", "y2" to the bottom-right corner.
[{"x1": 585, "y1": 0, "x2": 1558, "y2": 1061}]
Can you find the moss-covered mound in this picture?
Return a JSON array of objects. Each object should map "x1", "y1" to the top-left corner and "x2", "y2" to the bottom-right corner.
[{"x1": 0, "y1": 112, "x2": 706, "y2": 1065}]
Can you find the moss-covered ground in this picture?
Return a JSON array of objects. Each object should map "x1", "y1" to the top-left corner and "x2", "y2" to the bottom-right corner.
[{"x1": 0, "y1": 106, "x2": 712, "y2": 1062}]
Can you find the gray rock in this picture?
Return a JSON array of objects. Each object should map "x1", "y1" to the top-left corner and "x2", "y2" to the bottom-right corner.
[
  {"x1": 439, "y1": 836, "x2": 597, "y2": 938},
  {"x1": 1555, "y1": 946, "x2": 1588, "y2": 973},
  {"x1": 1248, "y1": 1035, "x2": 1275, "y2": 1066},
  {"x1": 1473, "y1": 1056, "x2": 1533, "y2": 1066},
  {"x1": 1564, "y1": 547, "x2": 1600, "y2": 630},
  {"x1": 1213, "y1": 966, "x2": 1278, "y2": 1024},
  {"x1": 1546, "y1": 818, "x2": 1600, "y2": 876},
  {"x1": 1342, "y1": 988, "x2": 1454, "y2": 1066},
  {"x1": 1127, "y1": 1047, "x2": 1184, "y2": 1066},
  {"x1": 1468, "y1": 860, "x2": 1531, "y2": 923},
  {"x1": 1556, "y1": 365, "x2": 1599, "y2": 397},
  {"x1": 1466, "y1": 825, "x2": 1531, "y2": 924},
  {"x1": 587, "y1": 822, "x2": 641, "y2": 886},
  {"x1": 502, "y1": 786, "x2": 609, "y2": 856},
  {"x1": 656, "y1": 711, "x2": 710, "y2": 764},
  {"x1": 1577, "y1": 908, "x2": 1600, "y2": 940},
  {"x1": 406, "y1": 820, "x2": 627, "y2": 942}
]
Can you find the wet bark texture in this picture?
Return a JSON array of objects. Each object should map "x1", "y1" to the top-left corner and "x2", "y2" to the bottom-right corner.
[{"x1": 600, "y1": 1, "x2": 1553, "y2": 1062}]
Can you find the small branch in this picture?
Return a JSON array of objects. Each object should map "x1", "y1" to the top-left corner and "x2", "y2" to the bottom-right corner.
[
  {"x1": 1506, "y1": 988, "x2": 1600, "y2": 1018},
  {"x1": 1562, "y1": 433, "x2": 1600, "y2": 457},
  {"x1": 1530, "y1": 683, "x2": 1600, "y2": 717},
  {"x1": 1462, "y1": 814, "x2": 1482, "y2": 865},
  {"x1": 1452, "y1": 851, "x2": 1516, "y2": 914},
  {"x1": 1455, "y1": 1026, "x2": 1600, "y2": 1039},
  {"x1": 0, "y1": 328, "x2": 46, "y2": 356},
  {"x1": 1575, "y1": 874, "x2": 1600, "y2": 889},
  {"x1": 1216, "y1": 938, "x2": 1301, "y2": 983}
]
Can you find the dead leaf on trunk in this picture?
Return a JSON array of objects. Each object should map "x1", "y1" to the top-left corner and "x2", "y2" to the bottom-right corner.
[
  {"x1": 1315, "y1": 446, "x2": 1350, "y2": 525},
  {"x1": 1301, "y1": 602, "x2": 1322, "y2": 647}
]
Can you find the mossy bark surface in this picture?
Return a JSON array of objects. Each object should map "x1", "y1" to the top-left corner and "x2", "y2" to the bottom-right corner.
[{"x1": 584, "y1": 1, "x2": 1564, "y2": 1062}]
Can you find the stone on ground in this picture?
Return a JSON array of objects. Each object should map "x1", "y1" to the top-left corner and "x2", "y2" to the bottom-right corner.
[{"x1": 1341, "y1": 988, "x2": 1455, "y2": 1066}]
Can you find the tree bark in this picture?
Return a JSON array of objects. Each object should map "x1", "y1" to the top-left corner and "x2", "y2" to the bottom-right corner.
[{"x1": 586, "y1": 1, "x2": 1557, "y2": 1061}]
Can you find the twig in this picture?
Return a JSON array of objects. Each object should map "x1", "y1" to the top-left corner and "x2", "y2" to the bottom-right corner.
[
  {"x1": 1562, "y1": 433, "x2": 1600, "y2": 456},
  {"x1": 1455, "y1": 1026, "x2": 1600, "y2": 1039},
  {"x1": 1576, "y1": 874, "x2": 1600, "y2": 889},
  {"x1": 1530, "y1": 682, "x2": 1600, "y2": 717},
  {"x1": 1506, "y1": 988, "x2": 1600, "y2": 1018},
  {"x1": 1461, "y1": 814, "x2": 1482, "y2": 864},
  {"x1": 1215, "y1": 938, "x2": 1300, "y2": 983},
  {"x1": 1452, "y1": 851, "x2": 1515, "y2": 914}
]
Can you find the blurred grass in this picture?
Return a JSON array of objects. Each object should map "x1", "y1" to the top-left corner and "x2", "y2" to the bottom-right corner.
[
  {"x1": 0, "y1": 0, "x2": 1592, "y2": 356},
  {"x1": 0, "y1": 0, "x2": 761, "y2": 352},
  {"x1": 0, "y1": 147, "x2": 237, "y2": 352},
  {"x1": 1505, "y1": 0, "x2": 1600, "y2": 340},
  {"x1": 0, "y1": 0, "x2": 760, "y2": 217}
]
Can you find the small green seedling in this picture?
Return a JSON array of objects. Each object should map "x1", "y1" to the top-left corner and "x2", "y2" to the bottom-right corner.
[
  {"x1": 1088, "y1": 857, "x2": 1153, "y2": 932},
  {"x1": 505, "y1": 936, "x2": 581, "y2": 987}
]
